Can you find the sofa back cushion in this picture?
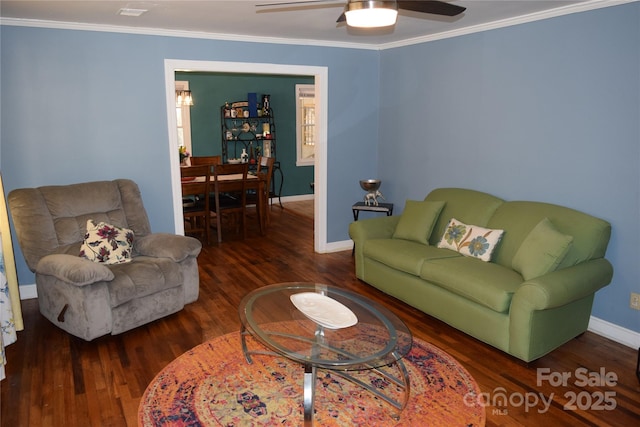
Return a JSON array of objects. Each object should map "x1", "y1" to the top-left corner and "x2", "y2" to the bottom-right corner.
[
  {"x1": 392, "y1": 200, "x2": 445, "y2": 245},
  {"x1": 511, "y1": 217, "x2": 573, "y2": 280},
  {"x1": 487, "y1": 201, "x2": 611, "y2": 270},
  {"x1": 8, "y1": 179, "x2": 152, "y2": 272},
  {"x1": 425, "y1": 188, "x2": 504, "y2": 247}
]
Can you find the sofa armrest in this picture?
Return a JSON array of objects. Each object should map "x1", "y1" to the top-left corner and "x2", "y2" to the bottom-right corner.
[
  {"x1": 134, "y1": 233, "x2": 202, "y2": 262},
  {"x1": 349, "y1": 215, "x2": 400, "y2": 242},
  {"x1": 512, "y1": 258, "x2": 613, "y2": 310},
  {"x1": 349, "y1": 216, "x2": 400, "y2": 279},
  {"x1": 509, "y1": 258, "x2": 613, "y2": 361},
  {"x1": 36, "y1": 254, "x2": 115, "y2": 286}
]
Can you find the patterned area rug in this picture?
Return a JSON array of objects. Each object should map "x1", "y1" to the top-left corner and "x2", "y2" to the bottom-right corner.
[{"x1": 139, "y1": 331, "x2": 485, "y2": 426}]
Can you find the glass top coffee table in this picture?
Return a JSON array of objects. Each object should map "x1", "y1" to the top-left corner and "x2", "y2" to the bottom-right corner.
[{"x1": 239, "y1": 282, "x2": 412, "y2": 426}]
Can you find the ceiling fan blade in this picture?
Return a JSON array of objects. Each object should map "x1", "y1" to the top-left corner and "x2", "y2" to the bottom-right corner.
[{"x1": 397, "y1": 1, "x2": 466, "y2": 17}]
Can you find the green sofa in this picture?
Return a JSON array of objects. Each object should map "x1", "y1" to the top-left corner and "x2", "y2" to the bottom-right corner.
[{"x1": 349, "y1": 188, "x2": 613, "y2": 362}]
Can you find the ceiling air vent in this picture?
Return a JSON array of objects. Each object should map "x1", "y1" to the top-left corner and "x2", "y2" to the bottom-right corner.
[{"x1": 118, "y1": 8, "x2": 148, "y2": 17}]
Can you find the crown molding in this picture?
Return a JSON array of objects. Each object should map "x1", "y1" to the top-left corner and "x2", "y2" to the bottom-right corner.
[
  {"x1": 0, "y1": 0, "x2": 635, "y2": 51},
  {"x1": 377, "y1": 0, "x2": 638, "y2": 50},
  {"x1": 0, "y1": 17, "x2": 379, "y2": 51}
]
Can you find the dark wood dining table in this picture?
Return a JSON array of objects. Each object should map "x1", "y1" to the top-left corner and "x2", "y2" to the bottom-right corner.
[{"x1": 181, "y1": 169, "x2": 268, "y2": 234}]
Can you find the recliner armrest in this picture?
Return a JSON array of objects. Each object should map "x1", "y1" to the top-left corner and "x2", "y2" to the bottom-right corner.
[
  {"x1": 36, "y1": 254, "x2": 115, "y2": 286},
  {"x1": 134, "y1": 233, "x2": 202, "y2": 262}
]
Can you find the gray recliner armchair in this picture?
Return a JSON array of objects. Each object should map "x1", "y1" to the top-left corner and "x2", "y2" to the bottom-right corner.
[{"x1": 8, "y1": 179, "x2": 202, "y2": 341}]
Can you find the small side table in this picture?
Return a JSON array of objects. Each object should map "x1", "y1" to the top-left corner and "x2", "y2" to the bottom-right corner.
[
  {"x1": 352, "y1": 202, "x2": 394, "y2": 254},
  {"x1": 352, "y1": 201, "x2": 394, "y2": 221}
]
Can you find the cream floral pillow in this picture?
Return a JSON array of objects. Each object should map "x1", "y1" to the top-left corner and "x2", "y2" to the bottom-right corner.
[
  {"x1": 79, "y1": 220, "x2": 134, "y2": 264},
  {"x1": 437, "y1": 218, "x2": 504, "y2": 262}
]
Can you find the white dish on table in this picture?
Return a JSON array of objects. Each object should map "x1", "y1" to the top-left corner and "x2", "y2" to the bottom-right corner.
[{"x1": 290, "y1": 292, "x2": 358, "y2": 329}]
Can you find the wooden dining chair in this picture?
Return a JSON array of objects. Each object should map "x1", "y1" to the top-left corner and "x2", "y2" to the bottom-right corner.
[
  {"x1": 247, "y1": 156, "x2": 275, "y2": 230},
  {"x1": 180, "y1": 165, "x2": 211, "y2": 244},
  {"x1": 190, "y1": 155, "x2": 221, "y2": 167},
  {"x1": 210, "y1": 163, "x2": 249, "y2": 243},
  {"x1": 191, "y1": 155, "x2": 223, "y2": 205}
]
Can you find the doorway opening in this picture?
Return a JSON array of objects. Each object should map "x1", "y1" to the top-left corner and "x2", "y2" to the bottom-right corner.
[{"x1": 164, "y1": 59, "x2": 328, "y2": 253}]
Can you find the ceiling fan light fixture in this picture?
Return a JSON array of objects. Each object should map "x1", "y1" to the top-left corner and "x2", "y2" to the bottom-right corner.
[{"x1": 345, "y1": 1, "x2": 398, "y2": 28}]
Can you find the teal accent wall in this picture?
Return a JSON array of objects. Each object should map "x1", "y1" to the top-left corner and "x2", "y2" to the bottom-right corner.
[{"x1": 176, "y1": 72, "x2": 315, "y2": 197}]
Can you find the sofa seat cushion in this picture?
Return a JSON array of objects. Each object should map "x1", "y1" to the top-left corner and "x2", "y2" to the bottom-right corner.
[
  {"x1": 419, "y1": 257, "x2": 523, "y2": 312},
  {"x1": 364, "y1": 239, "x2": 460, "y2": 276},
  {"x1": 107, "y1": 256, "x2": 183, "y2": 307}
]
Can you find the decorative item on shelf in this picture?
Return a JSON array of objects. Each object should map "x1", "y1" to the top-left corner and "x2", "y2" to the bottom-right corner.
[
  {"x1": 360, "y1": 179, "x2": 384, "y2": 206},
  {"x1": 262, "y1": 123, "x2": 270, "y2": 138},
  {"x1": 249, "y1": 142, "x2": 256, "y2": 164},
  {"x1": 179, "y1": 146, "x2": 190, "y2": 165},
  {"x1": 224, "y1": 102, "x2": 231, "y2": 118},
  {"x1": 261, "y1": 94, "x2": 270, "y2": 116},
  {"x1": 240, "y1": 148, "x2": 249, "y2": 164},
  {"x1": 248, "y1": 93, "x2": 258, "y2": 117},
  {"x1": 263, "y1": 140, "x2": 271, "y2": 158}
]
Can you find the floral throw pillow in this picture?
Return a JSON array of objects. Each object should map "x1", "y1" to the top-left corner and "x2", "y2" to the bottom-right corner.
[
  {"x1": 79, "y1": 220, "x2": 134, "y2": 264},
  {"x1": 437, "y1": 218, "x2": 504, "y2": 262}
]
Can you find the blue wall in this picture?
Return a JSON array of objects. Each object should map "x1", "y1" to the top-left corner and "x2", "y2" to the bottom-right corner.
[
  {"x1": 1, "y1": 2, "x2": 638, "y2": 333},
  {"x1": 0, "y1": 27, "x2": 380, "y2": 286},
  {"x1": 379, "y1": 3, "x2": 639, "y2": 332}
]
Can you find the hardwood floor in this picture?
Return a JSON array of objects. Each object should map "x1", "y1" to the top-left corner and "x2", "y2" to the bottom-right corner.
[{"x1": 2, "y1": 200, "x2": 639, "y2": 426}]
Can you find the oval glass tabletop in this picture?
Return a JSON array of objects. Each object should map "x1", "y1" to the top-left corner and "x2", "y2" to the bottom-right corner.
[{"x1": 239, "y1": 282, "x2": 412, "y2": 370}]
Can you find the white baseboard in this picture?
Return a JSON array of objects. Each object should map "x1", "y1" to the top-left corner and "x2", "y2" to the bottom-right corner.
[
  {"x1": 19, "y1": 283, "x2": 37, "y2": 299},
  {"x1": 588, "y1": 316, "x2": 640, "y2": 349},
  {"x1": 323, "y1": 239, "x2": 352, "y2": 253},
  {"x1": 279, "y1": 194, "x2": 314, "y2": 203}
]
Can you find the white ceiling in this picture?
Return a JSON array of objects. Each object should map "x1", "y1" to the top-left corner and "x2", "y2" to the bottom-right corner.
[{"x1": 0, "y1": 1, "x2": 632, "y2": 48}]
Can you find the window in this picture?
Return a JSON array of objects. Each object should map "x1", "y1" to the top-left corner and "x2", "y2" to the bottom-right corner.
[
  {"x1": 296, "y1": 84, "x2": 315, "y2": 166},
  {"x1": 175, "y1": 81, "x2": 193, "y2": 158}
]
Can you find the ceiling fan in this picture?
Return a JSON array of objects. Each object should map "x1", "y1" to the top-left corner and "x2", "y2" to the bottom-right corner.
[{"x1": 257, "y1": 1, "x2": 466, "y2": 28}]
